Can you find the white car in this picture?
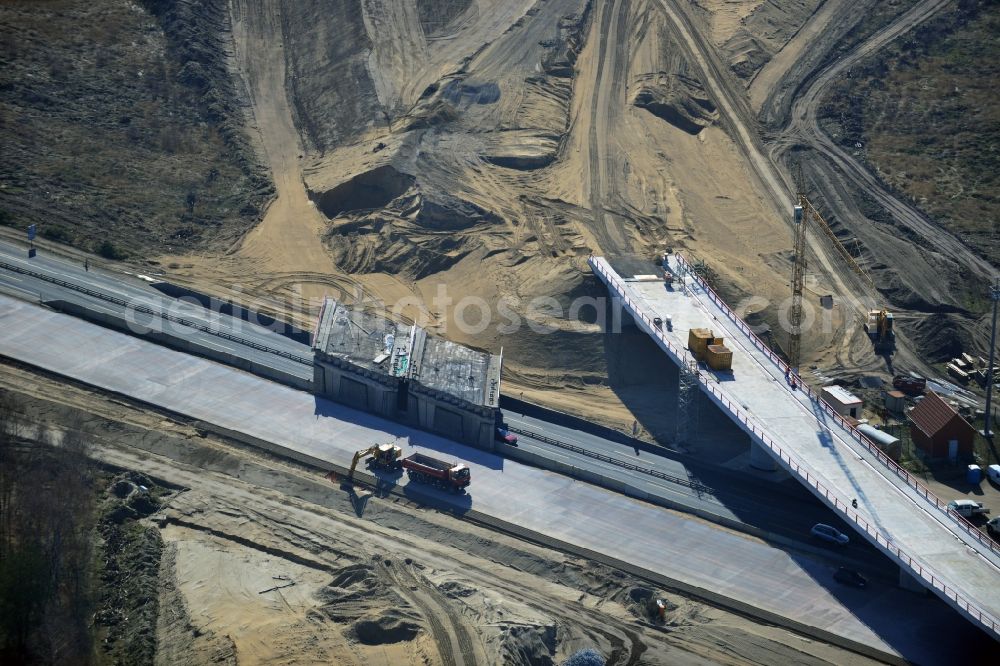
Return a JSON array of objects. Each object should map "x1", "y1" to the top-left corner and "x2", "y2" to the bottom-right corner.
[
  {"x1": 987, "y1": 516, "x2": 1000, "y2": 539},
  {"x1": 811, "y1": 523, "x2": 849, "y2": 545}
]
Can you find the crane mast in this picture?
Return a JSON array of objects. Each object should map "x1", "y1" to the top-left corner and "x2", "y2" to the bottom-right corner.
[{"x1": 788, "y1": 196, "x2": 808, "y2": 371}]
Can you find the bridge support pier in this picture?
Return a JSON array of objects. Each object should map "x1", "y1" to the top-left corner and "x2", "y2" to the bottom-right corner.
[
  {"x1": 898, "y1": 567, "x2": 928, "y2": 594},
  {"x1": 749, "y1": 441, "x2": 777, "y2": 471}
]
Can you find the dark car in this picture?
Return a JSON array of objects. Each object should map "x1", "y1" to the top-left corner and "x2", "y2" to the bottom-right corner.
[
  {"x1": 833, "y1": 567, "x2": 867, "y2": 588},
  {"x1": 811, "y1": 523, "x2": 849, "y2": 545},
  {"x1": 495, "y1": 427, "x2": 518, "y2": 446}
]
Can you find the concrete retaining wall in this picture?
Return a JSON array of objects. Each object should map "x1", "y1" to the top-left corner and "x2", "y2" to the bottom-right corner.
[
  {"x1": 502, "y1": 397, "x2": 807, "y2": 500},
  {"x1": 150, "y1": 281, "x2": 312, "y2": 345},
  {"x1": 500, "y1": 395, "x2": 648, "y2": 450}
]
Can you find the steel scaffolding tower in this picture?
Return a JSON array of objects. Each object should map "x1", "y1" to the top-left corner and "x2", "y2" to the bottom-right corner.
[{"x1": 676, "y1": 358, "x2": 699, "y2": 446}]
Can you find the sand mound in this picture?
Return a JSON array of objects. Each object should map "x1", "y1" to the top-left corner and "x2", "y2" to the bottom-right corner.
[
  {"x1": 438, "y1": 580, "x2": 476, "y2": 598},
  {"x1": 631, "y1": 72, "x2": 718, "y2": 135},
  {"x1": 482, "y1": 129, "x2": 562, "y2": 170},
  {"x1": 325, "y1": 563, "x2": 382, "y2": 597},
  {"x1": 908, "y1": 312, "x2": 967, "y2": 363},
  {"x1": 442, "y1": 80, "x2": 502, "y2": 106},
  {"x1": 317, "y1": 563, "x2": 395, "y2": 614},
  {"x1": 352, "y1": 611, "x2": 422, "y2": 645},
  {"x1": 499, "y1": 622, "x2": 557, "y2": 666},
  {"x1": 310, "y1": 165, "x2": 416, "y2": 218}
]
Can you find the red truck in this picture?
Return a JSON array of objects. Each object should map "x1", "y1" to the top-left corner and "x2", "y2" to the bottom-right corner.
[
  {"x1": 402, "y1": 453, "x2": 471, "y2": 492},
  {"x1": 893, "y1": 375, "x2": 926, "y2": 396}
]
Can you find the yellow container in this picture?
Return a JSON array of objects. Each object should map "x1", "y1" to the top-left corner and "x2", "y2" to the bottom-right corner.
[
  {"x1": 688, "y1": 328, "x2": 714, "y2": 359},
  {"x1": 706, "y1": 344, "x2": 733, "y2": 371}
]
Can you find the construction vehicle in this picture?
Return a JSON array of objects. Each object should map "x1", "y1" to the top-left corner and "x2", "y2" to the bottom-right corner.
[
  {"x1": 402, "y1": 452, "x2": 471, "y2": 492},
  {"x1": 349, "y1": 443, "x2": 403, "y2": 479},
  {"x1": 892, "y1": 375, "x2": 926, "y2": 395},
  {"x1": 865, "y1": 309, "x2": 895, "y2": 352}
]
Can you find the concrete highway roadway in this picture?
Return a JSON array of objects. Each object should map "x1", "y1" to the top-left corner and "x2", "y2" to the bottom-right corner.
[
  {"x1": 0, "y1": 240, "x2": 312, "y2": 380},
  {"x1": 0, "y1": 241, "x2": 892, "y2": 567},
  {"x1": 504, "y1": 410, "x2": 895, "y2": 572},
  {"x1": 0, "y1": 293, "x2": 993, "y2": 662}
]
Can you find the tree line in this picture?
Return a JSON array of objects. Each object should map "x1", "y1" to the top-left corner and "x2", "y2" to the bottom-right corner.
[{"x1": 0, "y1": 390, "x2": 96, "y2": 663}]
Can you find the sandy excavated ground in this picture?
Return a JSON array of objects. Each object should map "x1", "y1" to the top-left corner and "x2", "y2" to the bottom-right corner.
[
  {"x1": 152, "y1": 0, "x2": 823, "y2": 437},
  {"x1": 1, "y1": 362, "x2": 876, "y2": 665},
  {"x1": 155, "y1": 0, "x2": 986, "y2": 437}
]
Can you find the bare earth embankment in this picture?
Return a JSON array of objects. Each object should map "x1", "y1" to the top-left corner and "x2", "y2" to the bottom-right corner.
[{"x1": 0, "y1": 366, "x2": 874, "y2": 665}]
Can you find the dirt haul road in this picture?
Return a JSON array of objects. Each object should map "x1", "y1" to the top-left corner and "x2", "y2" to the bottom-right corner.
[
  {"x1": 152, "y1": 0, "x2": 984, "y2": 436},
  {"x1": 0, "y1": 362, "x2": 877, "y2": 665},
  {"x1": 757, "y1": 0, "x2": 998, "y2": 367},
  {"x1": 770, "y1": 0, "x2": 993, "y2": 283}
]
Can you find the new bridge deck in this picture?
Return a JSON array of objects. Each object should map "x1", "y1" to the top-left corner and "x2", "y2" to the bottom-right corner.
[{"x1": 590, "y1": 254, "x2": 1000, "y2": 640}]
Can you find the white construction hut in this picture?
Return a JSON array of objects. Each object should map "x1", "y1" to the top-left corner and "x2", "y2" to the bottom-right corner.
[{"x1": 822, "y1": 385, "x2": 863, "y2": 419}]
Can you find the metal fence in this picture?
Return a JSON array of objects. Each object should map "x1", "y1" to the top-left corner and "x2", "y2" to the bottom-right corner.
[
  {"x1": 669, "y1": 253, "x2": 1000, "y2": 559},
  {"x1": 0, "y1": 258, "x2": 312, "y2": 366},
  {"x1": 589, "y1": 255, "x2": 999, "y2": 636}
]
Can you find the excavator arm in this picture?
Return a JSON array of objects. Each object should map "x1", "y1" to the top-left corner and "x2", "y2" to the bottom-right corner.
[
  {"x1": 348, "y1": 443, "x2": 404, "y2": 480},
  {"x1": 349, "y1": 446, "x2": 378, "y2": 478}
]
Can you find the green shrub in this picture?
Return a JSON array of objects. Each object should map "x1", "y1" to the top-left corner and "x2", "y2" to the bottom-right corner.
[
  {"x1": 96, "y1": 240, "x2": 128, "y2": 260},
  {"x1": 42, "y1": 226, "x2": 73, "y2": 243}
]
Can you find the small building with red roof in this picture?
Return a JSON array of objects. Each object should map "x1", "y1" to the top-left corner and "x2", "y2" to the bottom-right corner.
[{"x1": 907, "y1": 390, "x2": 975, "y2": 460}]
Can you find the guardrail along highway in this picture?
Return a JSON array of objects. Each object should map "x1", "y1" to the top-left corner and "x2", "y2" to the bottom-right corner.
[{"x1": 590, "y1": 254, "x2": 1000, "y2": 640}]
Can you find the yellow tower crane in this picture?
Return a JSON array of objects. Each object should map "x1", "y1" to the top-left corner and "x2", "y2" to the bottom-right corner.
[{"x1": 788, "y1": 195, "x2": 875, "y2": 371}]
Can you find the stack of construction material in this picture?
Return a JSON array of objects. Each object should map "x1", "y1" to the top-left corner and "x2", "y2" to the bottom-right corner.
[
  {"x1": 969, "y1": 355, "x2": 998, "y2": 386},
  {"x1": 705, "y1": 344, "x2": 733, "y2": 371},
  {"x1": 946, "y1": 353, "x2": 991, "y2": 384},
  {"x1": 688, "y1": 328, "x2": 715, "y2": 359},
  {"x1": 947, "y1": 362, "x2": 970, "y2": 383},
  {"x1": 688, "y1": 328, "x2": 732, "y2": 370}
]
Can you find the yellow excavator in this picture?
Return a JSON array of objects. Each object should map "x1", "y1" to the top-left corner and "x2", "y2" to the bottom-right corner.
[
  {"x1": 349, "y1": 443, "x2": 403, "y2": 479},
  {"x1": 865, "y1": 309, "x2": 895, "y2": 352}
]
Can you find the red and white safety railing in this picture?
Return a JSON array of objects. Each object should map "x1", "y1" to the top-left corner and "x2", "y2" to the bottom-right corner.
[
  {"x1": 589, "y1": 255, "x2": 1000, "y2": 636},
  {"x1": 669, "y1": 254, "x2": 1000, "y2": 558}
]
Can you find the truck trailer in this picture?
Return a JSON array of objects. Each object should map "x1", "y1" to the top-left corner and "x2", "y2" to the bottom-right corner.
[{"x1": 402, "y1": 453, "x2": 471, "y2": 492}]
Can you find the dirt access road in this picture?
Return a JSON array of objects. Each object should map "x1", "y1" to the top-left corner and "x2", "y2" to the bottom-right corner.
[
  {"x1": 149, "y1": 0, "x2": 987, "y2": 438},
  {"x1": 0, "y1": 361, "x2": 877, "y2": 665},
  {"x1": 768, "y1": 0, "x2": 994, "y2": 285},
  {"x1": 586, "y1": 0, "x2": 631, "y2": 253},
  {"x1": 755, "y1": 0, "x2": 999, "y2": 369}
]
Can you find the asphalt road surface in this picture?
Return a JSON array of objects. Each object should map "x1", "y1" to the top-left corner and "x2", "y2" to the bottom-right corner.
[
  {"x1": 0, "y1": 293, "x2": 989, "y2": 663},
  {"x1": 0, "y1": 240, "x2": 312, "y2": 379}
]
